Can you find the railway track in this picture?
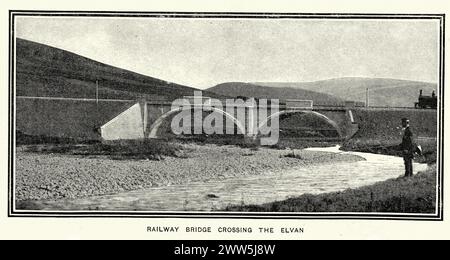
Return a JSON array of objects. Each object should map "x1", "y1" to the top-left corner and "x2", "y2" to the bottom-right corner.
[
  {"x1": 360, "y1": 106, "x2": 436, "y2": 111},
  {"x1": 314, "y1": 105, "x2": 436, "y2": 111}
]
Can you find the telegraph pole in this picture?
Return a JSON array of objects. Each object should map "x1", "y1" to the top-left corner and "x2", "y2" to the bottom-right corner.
[
  {"x1": 96, "y1": 80, "x2": 99, "y2": 104},
  {"x1": 366, "y1": 87, "x2": 369, "y2": 107},
  {"x1": 95, "y1": 80, "x2": 100, "y2": 136}
]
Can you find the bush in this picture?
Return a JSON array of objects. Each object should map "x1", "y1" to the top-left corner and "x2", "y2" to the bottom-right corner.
[
  {"x1": 16, "y1": 131, "x2": 98, "y2": 145},
  {"x1": 283, "y1": 150, "x2": 303, "y2": 159},
  {"x1": 25, "y1": 139, "x2": 185, "y2": 160}
]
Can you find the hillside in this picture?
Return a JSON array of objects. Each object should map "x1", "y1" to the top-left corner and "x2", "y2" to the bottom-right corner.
[
  {"x1": 254, "y1": 77, "x2": 437, "y2": 107},
  {"x1": 16, "y1": 38, "x2": 222, "y2": 101},
  {"x1": 207, "y1": 82, "x2": 348, "y2": 106}
]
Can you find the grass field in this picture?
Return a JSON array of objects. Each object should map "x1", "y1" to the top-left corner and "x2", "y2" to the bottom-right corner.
[{"x1": 225, "y1": 165, "x2": 437, "y2": 213}]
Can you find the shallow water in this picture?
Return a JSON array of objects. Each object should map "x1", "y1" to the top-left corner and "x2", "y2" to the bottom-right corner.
[{"x1": 27, "y1": 146, "x2": 428, "y2": 211}]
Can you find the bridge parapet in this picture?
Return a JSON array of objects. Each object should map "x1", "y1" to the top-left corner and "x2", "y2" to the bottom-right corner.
[{"x1": 285, "y1": 99, "x2": 313, "y2": 110}]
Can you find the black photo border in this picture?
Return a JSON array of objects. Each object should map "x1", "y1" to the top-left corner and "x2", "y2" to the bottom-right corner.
[{"x1": 7, "y1": 11, "x2": 445, "y2": 220}]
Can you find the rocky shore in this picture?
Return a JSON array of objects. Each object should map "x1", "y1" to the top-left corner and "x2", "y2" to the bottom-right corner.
[{"x1": 15, "y1": 143, "x2": 363, "y2": 201}]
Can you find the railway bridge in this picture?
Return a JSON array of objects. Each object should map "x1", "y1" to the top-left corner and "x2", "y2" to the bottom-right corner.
[
  {"x1": 99, "y1": 97, "x2": 360, "y2": 142},
  {"x1": 16, "y1": 95, "x2": 360, "y2": 143}
]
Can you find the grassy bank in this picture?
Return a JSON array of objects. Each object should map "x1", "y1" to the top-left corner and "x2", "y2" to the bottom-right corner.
[
  {"x1": 350, "y1": 109, "x2": 437, "y2": 140},
  {"x1": 225, "y1": 166, "x2": 436, "y2": 213},
  {"x1": 16, "y1": 131, "x2": 98, "y2": 145},
  {"x1": 342, "y1": 138, "x2": 437, "y2": 165},
  {"x1": 23, "y1": 139, "x2": 185, "y2": 160},
  {"x1": 342, "y1": 108, "x2": 438, "y2": 164}
]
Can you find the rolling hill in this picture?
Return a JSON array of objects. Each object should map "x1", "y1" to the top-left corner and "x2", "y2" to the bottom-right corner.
[
  {"x1": 254, "y1": 77, "x2": 437, "y2": 107},
  {"x1": 16, "y1": 38, "x2": 223, "y2": 100},
  {"x1": 207, "y1": 82, "x2": 348, "y2": 106}
]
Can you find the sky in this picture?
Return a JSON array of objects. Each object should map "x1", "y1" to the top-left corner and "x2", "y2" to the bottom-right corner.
[{"x1": 16, "y1": 16, "x2": 440, "y2": 89}]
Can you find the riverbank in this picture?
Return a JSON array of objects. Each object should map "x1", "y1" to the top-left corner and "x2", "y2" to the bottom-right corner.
[
  {"x1": 342, "y1": 108, "x2": 438, "y2": 164},
  {"x1": 15, "y1": 142, "x2": 363, "y2": 203},
  {"x1": 225, "y1": 165, "x2": 436, "y2": 213}
]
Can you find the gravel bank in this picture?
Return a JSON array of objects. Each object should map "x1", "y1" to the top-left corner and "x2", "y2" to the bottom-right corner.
[{"x1": 15, "y1": 144, "x2": 363, "y2": 201}]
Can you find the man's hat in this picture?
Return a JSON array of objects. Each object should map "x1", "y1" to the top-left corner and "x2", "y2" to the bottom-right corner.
[{"x1": 402, "y1": 118, "x2": 409, "y2": 123}]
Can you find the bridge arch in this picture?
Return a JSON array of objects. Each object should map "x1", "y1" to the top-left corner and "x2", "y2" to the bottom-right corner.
[
  {"x1": 148, "y1": 106, "x2": 246, "y2": 138},
  {"x1": 257, "y1": 110, "x2": 342, "y2": 138}
]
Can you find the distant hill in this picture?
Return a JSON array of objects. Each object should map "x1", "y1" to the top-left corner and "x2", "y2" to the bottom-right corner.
[
  {"x1": 16, "y1": 38, "x2": 223, "y2": 100},
  {"x1": 254, "y1": 77, "x2": 437, "y2": 107},
  {"x1": 207, "y1": 82, "x2": 348, "y2": 106}
]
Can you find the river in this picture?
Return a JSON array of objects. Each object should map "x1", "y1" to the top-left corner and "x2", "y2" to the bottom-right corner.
[{"x1": 24, "y1": 146, "x2": 429, "y2": 212}]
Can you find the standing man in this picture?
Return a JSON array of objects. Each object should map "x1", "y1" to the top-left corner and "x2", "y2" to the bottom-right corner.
[{"x1": 400, "y1": 118, "x2": 414, "y2": 177}]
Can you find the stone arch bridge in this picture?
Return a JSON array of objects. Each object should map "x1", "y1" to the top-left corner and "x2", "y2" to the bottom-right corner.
[{"x1": 100, "y1": 99, "x2": 359, "y2": 142}]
